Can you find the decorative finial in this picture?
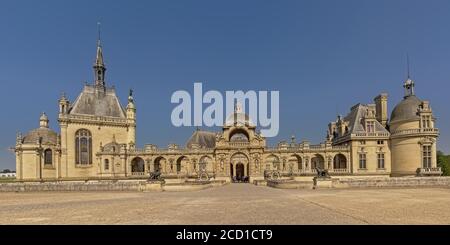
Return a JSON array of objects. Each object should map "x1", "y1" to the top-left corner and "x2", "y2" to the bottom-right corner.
[
  {"x1": 97, "y1": 21, "x2": 101, "y2": 47},
  {"x1": 128, "y1": 89, "x2": 134, "y2": 103},
  {"x1": 403, "y1": 54, "x2": 415, "y2": 97},
  {"x1": 406, "y1": 53, "x2": 410, "y2": 79}
]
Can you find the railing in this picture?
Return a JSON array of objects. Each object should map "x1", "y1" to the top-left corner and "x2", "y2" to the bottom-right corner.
[
  {"x1": 330, "y1": 168, "x2": 350, "y2": 173},
  {"x1": 354, "y1": 132, "x2": 390, "y2": 137},
  {"x1": 392, "y1": 128, "x2": 439, "y2": 136},
  {"x1": 228, "y1": 142, "x2": 250, "y2": 147},
  {"x1": 131, "y1": 172, "x2": 146, "y2": 176},
  {"x1": 309, "y1": 144, "x2": 325, "y2": 149},
  {"x1": 331, "y1": 146, "x2": 349, "y2": 150},
  {"x1": 417, "y1": 167, "x2": 442, "y2": 174},
  {"x1": 62, "y1": 114, "x2": 127, "y2": 124}
]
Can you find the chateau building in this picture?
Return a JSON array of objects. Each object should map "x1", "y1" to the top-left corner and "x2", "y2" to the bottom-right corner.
[{"x1": 14, "y1": 39, "x2": 441, "y2": 182}]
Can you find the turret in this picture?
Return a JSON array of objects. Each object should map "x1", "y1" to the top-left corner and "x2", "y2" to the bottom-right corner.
[
  {"x1": 40, "y1": 112, "x2": 49, "y2": 128},
  {"x1": 126, "y1": 89, "x2": 136, "y2": 147},
  {"x1": 58, "y1": 93, "x2": 70, "y2": 114}
]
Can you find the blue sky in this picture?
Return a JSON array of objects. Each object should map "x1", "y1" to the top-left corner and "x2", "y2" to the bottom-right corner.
[{"x1": 0, "y1": 0, "x2": 449, "y2": 170}]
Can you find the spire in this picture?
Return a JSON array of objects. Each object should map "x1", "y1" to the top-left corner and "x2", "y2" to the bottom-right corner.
[
  {"x1": 93, "y1": 22, "x2": 106, "y2": 88},
  {"x1": 403, "y1": 54, "x2": 415, "y2": 98}
]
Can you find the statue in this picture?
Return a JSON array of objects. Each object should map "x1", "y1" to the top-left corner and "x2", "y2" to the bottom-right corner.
[
  {"x1": 315, "y1": 167, "x2": 330, "y2": 178},
  {"x1": 148, "y1": 169, "x2": 162, "y2": 181}
]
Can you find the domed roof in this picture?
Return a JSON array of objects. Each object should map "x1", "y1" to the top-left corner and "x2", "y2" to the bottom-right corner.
[
  {"x1": 40, "y1": 113, "x2": 48, "y2": 121},
  {"x1": 186, "y1": 130, "x2": 217, "y2": 149},
  {"x1": 390, "y1": 95, "x2": 422, "y2": 123},
  {"x1": 22, "y1": 127, "x2": 58, "y2": 145}
]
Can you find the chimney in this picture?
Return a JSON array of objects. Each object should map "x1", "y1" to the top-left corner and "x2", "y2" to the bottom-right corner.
[{"x1": 374, "y1": 93, "x2": 388, "y2": 127}]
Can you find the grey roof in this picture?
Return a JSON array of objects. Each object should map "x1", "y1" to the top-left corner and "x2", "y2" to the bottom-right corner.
[
  {"x1": 343, "y1": 104, "x2": 389, "y2": 134},
  {"x1": 22, "y1": 127, "x2": 58, "y2": 145},
  {"x1": 186, "y1": 130, "x2": 217, "y2": 149},
  {"x1": 69, "y1": 85, "x2": 126, "y2": 118},
  {"x1": 103, "y1": 141, "x2": 124, "y2": 153},
  {"x1": 390, "y1": 95, "x2": 422, "y2": 123}
]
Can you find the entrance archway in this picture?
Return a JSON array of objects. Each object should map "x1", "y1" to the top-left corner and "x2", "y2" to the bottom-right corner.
[
  {"x1": 131, "y1": 157, "x2": 145, "y2": 175},
  {"x1": 230, "y1": 153, "x2": 249, "y2": 182},
  {"x1": 236, "y1": 163, "x2": 245, "y2": 181}
]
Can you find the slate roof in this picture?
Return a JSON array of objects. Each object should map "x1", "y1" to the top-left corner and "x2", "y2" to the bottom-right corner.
[
  {"x1": 186, "y1": 130, "x2": 217, "y2": 149},
  {"x1": 343, "y1": 104, "x2": 389, "y2": 134},
  {"x1": 390, "y1": 95, "x2": 422, "y2": 123},
  {"x1": 22, "y1": 127, "x2": 58, "y2": 145},
  {"x1": 69, "y1": 85, "x2": 126, "y2": 118}
]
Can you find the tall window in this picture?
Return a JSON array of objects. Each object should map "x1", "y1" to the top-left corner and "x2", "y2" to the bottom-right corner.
[
  {"x1": 377, "y1": 153, "x2": 385, "y2": 169},
  {"x1": 104, "y1": 159, "x2": 109, "y2": 171},
  {"x1": 75, "y1": 129, "x2": 92, "y2": 165},
  {"x1": 359, "y1": 153, "x2": 367, "y2": 169},
  {"x1": 422, "y1": 116, "x2": 431, "y2": 129},
  {"x1": 366, "y1": 121, "x2": 375, "y2": 133},
  {"x1": 422, "y1": 145, "x2": 432, "y2": 168},
  {"x1": 44, "y1": 149, "x2": 52, "y2": 165}
]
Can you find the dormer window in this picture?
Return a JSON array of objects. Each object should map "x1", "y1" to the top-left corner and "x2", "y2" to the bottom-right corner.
[{"x1": 366, "y1": 121, "x2": 375, "y2": 133}]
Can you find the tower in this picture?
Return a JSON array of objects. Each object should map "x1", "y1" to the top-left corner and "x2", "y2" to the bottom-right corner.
[
  {"x1": 389, "y1": 63, "x2": 440, "y2": 176},
  {"x1": 126, "y1": 89, "x2": 137, "y2": 148}
]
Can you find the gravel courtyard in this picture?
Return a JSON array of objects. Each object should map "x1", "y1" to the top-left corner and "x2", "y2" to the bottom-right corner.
[{"x1": 1, "y1": 184, "x2": 449, "y2": 225}]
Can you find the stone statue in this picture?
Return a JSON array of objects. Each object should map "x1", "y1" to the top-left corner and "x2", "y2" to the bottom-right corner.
[
  {"x1": 315, "y1": 167, "x2": 330, "y2": 178},
  {"x1": 148, "y1": 169, "x2": 162, "y2": 181}
]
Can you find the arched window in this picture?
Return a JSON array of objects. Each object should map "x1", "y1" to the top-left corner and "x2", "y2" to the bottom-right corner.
[
  {"x1": 104, "y1": 159, "x2": 109, "y2": 171},
  {"x1": 75, "y1": 129, "x2": 92, "y2": 165},
  {"x1": 44, "y1": 149, "x2": 52, "y2": 165}
]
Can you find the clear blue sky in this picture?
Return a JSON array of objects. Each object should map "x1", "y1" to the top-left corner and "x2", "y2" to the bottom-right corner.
[{"x1": 0, "y1": 0, "x2": 449, "y2": 170}]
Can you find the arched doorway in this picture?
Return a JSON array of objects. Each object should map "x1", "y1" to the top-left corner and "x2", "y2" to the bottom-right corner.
[
  {"x1": 154, "y1": 157, "x2": 166, "y2": 173},
  {"x1": 311, "y1": 154, "x2": 325, "y2": 170},
  {"x1": 230, "y1": 153, "x2": 249, "y2": 182},
  {"x1": 176, "y1": 156, "x2": 188, "y2": 174},
  {"x1": 131, "y1": 157, "x2": 145, "y2": 175},
  {"x1": 333, "y1": 154, "x2": 347, "y2": 169},
  {"x1": 236, "y1": 163, "x2": 245, "y2": 181},
  {"x1": 289, "y1": 155, "x2": 302, "y2": 172}
]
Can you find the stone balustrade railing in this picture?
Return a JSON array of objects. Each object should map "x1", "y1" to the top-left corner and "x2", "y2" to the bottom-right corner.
[
  {"x1": 62, "y1": 114, "x2": 127, "y2": 124},
  {"x1": 354, "y1": 132, "x2": 390, "y2": 137},
  {"x1": 391, "y1": 128, "x2": 439, "y2": 136}
]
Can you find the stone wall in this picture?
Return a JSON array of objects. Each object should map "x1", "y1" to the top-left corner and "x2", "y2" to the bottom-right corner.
[
  {"x1": 0, "y1": 180, "x2": 228, "y2": 192},
  {"x1": 0, "y1": 180, "x2": 147, "y2": 192},
  {"x1": 332, "y1": 177, "x2": 450, "y2": 188}
]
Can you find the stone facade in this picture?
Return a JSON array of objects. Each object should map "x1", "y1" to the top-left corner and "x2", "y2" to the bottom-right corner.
[{"x1": 13, "y1": 40, "x2": 441, "y2": 182}]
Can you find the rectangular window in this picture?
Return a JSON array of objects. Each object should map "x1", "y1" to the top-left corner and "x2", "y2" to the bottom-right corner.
[
  {"x1": 422, "y1": 116, "x2": 432, "y2": 128},
  {"x1": 359, "y1": 153, "x2": 367, "y2": 169},
  {"x1": 360, "y1": 140, "x2": 366, "y2": 145},
  {"x1": 377, "y1": 153, "x2": 385, "y2": 169},
  {"x1": 422, "y1": 145, "x2": 432, "y2": 168},
  {"x1": 367, "y1": 121, "x2": 375, "y2": 133},
  {"x1": 377, "y1": 140, "x2": 384, "y2": 145}
]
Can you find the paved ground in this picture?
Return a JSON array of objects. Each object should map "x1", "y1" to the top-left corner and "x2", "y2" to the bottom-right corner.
[{"x1": 0, "y1": 184, "x2": 449, "y2": 224}]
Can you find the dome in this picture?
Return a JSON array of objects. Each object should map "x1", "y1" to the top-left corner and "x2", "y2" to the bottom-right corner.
[
  {"x1": 186, "y1": 130, "x2": 217, "y2": 149},
  {"x1": 390, "y1": 95, "x2": 422, "y2": 123},
  {"x1": 40, "y1": 113, "x2": 48, "y2": 121},
  {"x1": 103, "y1": 141, "x2": 123, "y2": 153},
  {"x1": 22, "y1": 127, "x2": 58, "y2": 145}
]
